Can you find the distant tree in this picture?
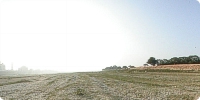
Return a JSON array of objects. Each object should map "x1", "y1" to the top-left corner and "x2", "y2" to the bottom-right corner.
[
  {"x1": 170, "y1": 57, "x2": 180, "y2": 64},
  {"x1": 117, "y1": 66, "x2": 122, "y2": 69},
  {"x1": 143, "y1": 64, "x2": 148, "y2": 67},
  {"x1": 129, "y1": 65, "x2": 135, "y2": 68},
  {"x1": 102, "y1": 65, "x2": 122, "y2": 70},
  {"x1": 179, "y1": 57, "x2": 188, "y2": 64},
  {"x1": 122, "y1": 66, "x2": 128, "y2": 69},
  {"x1": 152, "y1": 55, "x2": 200, "y2": 65},
  {"x1": 147, "y1": 57, "x2": 157, "y2": 66},
  {"x1": 189, "y1": 55, "x2": 200, "y2": 64},
  {"x1": 157, "y1": 59, "x2": 161, "y2": 65}
]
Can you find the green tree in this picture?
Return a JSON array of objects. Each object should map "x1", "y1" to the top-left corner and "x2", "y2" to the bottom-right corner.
[
  {"x1": 189, "y1": 55, "x2": 199, "y2": 64},
  {"x1": 122, "y1": 66, "x2": 128, "y2": 69},
  {"x1": 170, "y1": 57, "x2": 180, "y2": 64},
  {"x1": 128, "y1": 65, "x2": 135, "y2": 68},
  {"x1": 147, "y1": 57, "x2": 157, "y2": 66},
  {"x1": 157, "y1": 59, "x2": 163, "y2": 65},
  {"x1": 179, "y1": 57, "x2": 187, "y2": 64}
]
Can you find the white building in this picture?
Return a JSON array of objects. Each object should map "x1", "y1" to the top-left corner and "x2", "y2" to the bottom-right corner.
[{"x1": 0, "y1": 63, "x2": 6, "y2": 70}]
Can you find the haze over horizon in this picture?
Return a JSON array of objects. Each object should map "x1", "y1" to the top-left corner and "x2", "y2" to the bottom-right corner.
[{"x1": 0, "y1": 0, "x2": 200, "y2": 72}]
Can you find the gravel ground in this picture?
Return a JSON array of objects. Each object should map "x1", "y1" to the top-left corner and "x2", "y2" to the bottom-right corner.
[{"x1": 0, "y1": 71, "x2": 200, "y2": 100}]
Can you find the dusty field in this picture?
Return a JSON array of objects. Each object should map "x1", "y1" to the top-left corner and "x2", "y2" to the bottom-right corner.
[
  {"x1": 0, "y1": 70, "x2": 200, "y2": 100},
  {"x1": 137, "y1": 64, "x2": 200, "y2": 70}
]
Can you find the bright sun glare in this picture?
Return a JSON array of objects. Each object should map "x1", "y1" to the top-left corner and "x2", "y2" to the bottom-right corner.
[
  {"x1": 0, "y1": 0, "x2": 130, "y2": 72},
  {"x1": 66, "y1": 0, "x2": 123, "y2": 34},
  {"x1": 65, "y1": 0, "x2": 130, "y2": 71}
]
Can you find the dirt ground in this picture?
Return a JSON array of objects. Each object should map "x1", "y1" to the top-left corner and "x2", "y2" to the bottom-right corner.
[
  {"x1": 137, "y1": 64, "x2": 200, "y2": 70},
  {"x1": 0, "y1": 70, "x2": 200, "y2": 100}
]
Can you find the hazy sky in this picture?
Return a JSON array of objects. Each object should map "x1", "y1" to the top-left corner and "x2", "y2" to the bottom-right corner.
[{"x1": 0, "y1": 0, "x2": 200, "y2": 72}]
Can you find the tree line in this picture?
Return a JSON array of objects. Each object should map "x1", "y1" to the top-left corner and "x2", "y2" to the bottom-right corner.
[
  {"x1": 102, "y1": 55, "x2": 200, "y2": 71},
  {"x1": 102, "y1": 65, "x2": 135, "y2": 70},
  {"x1": 147, "y1": 55, "x2": 200, "y2": 66}
]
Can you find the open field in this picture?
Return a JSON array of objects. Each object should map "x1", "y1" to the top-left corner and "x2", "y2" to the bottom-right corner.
[
  {"x1": 1, "y1": 69, "x2": 200, "y2": 100},
  {"x1": 137, "y1": 64, "x2": 200, "y2": 70}
]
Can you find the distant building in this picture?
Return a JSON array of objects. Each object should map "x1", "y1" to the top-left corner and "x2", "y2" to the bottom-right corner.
[
  {"x1": 18, "y1": 66, "x2": 28, "y2": 71},
  {"x1": 0, "y1": 63, "x2": 6, "y2": 70},
  {"x1": 11, "y1": 63, "x2": 13, "y2": 70}
]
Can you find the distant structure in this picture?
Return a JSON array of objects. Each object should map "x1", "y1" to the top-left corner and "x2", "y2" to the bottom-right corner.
[
  {"x1": 18, "y1": 66, "x2": 28, "y2": 71},
  {"x1": 11, "y1": 63, "x2": 13, "y2": 70},
  {"x1": 0, "y1": 63, "x2": 6, "y2": 70}
]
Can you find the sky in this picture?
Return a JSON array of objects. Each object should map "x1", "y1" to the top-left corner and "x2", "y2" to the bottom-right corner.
[{"x1": 0, "y1": 0, "x2": 200, "y2": 72}]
